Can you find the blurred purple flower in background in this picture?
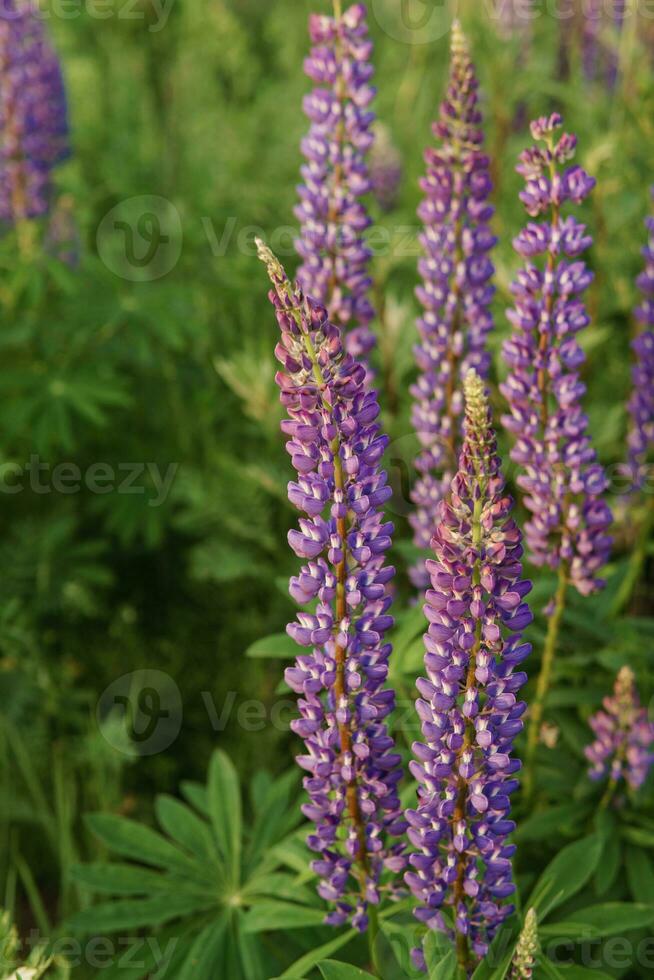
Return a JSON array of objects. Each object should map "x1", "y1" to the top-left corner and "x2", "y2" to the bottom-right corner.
[
  {"x1": 406, "y1": 371, "x2": 532, "y2": 971},
  {"x1": 585, "y1": 666, "x2": 654, "y2": 792},
  {"x1": 0, "y1": 0, "x2": 69, "y2": 223},
  {"x1": 369, "y1": 122, "x2": 402, "y2": 212},
  {"x1": 295, "y1": 2, "x2": 377, "y2": 362},
  {"x1": 626, "y1": 193, "x2": 654, "y2": 491},
  {"x1": 257, "y1": 239, "x2": 406, "y2": 932},
  {"x1": 410, "y1": 22, "x2": 496, "y2": 590}
]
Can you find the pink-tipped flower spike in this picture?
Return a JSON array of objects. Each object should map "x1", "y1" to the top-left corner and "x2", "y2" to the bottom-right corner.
[
  {"x1": 585, "y1": 666, "x2": 654, "y2": 794},
  {"x1": 626, "y1": 189, "x2": 654, "y2": 492},
  {"x1": 257, "y1": 240, "x2": 406, "y2": 933},
  {"x1": 406, "y1": 371, "x2": 532, "y2": 972},
  {"x1": 409, "y1": 22, "x2": 496, "y2": 589}
]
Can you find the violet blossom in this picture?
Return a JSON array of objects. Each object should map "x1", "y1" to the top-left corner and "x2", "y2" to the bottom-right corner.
[
  {"x1": 501, "y1": 113, "x2": 612, "y2": 596},
  {"x1": 294, "y1": 2, "x2": 376, "y2": 361},
  {"x1": 406, "y1": 371, "x2": 532, "y2": 969},
  {"x1": 257, "y1": 239, "x2": 406, "y2": 932},
  {"x1": 0, "y1": 1, "x2": 69, "y2": 223},
  {"x1": 626, "y1": 192, "x2": 654, "y2": 491},
  {"x1": 410, "y1": 21, "x2": 496, "y2": 589},
  {"x1": 585, "y1": 666, "x2": 654, "y2": 791}
]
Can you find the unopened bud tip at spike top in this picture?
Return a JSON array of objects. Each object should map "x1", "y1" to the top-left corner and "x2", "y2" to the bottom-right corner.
[{"x1": 409, "y1": 23, "x2": 496, "y2": 589}]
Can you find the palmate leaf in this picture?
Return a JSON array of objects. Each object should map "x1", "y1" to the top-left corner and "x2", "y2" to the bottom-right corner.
[
  {"x1": 424, "y1": 929, "x2": 457, "y2": 980},
  {"x1": 70, "y1": 751, "x2": 316, "y2": 980},
  {"x1": 245, "y1": 632, "x2": 297, "y2": 660}
]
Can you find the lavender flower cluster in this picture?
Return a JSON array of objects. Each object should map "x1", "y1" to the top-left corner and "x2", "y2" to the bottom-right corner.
[
  {"x1": 295, "y1": 2, "x2": 376, "y2": 361},
  {"x1": 257, "y1": 240, "x2": 406, "y2": 932},
  {"x1": 0, "y1": 0, "x2": 69, "y2": 223},
  {"x1": 626, "y1": 195, "x2": 654, "y2": 490},
  {"x1": 410, "y1": 22, "x2": 496, "y2": 587},
  {"x1": 406, "y1": 372, "x2": 532, "y2": 964},
  {"x1": 585, "y1": 666, "x2": 654, "y2": 791},
  {"x1": 501, "y1": 113, "x2": 612, "y2": 595}
]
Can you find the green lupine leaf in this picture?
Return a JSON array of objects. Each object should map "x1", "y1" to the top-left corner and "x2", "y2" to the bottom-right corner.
[
  {"x1": 176, "y1": 918, "x2": 230, "y2": 980},
  {"x1": 626, "y1": 846, "x2": 654, "y2": 903},
  {"x1": 208, "y1": 750, "x2": 242, "y2": 885},
  {"x1": 424, "y1": 930, "x2": 457, "y2": 980},
  {"x1": 529, "y1": 835, "x2": 602, "y2": 919},
  {"x1": 66, "y1": 893, "x2": 214, "y2": 935},
  {"x1": 541, "y1": 902, "x2": 654, "y2": 939},
  {"x1": 84, "y1": 813, "x2": 208, "y2": 879},
  {"x1": 275, "y1": 928, "x2": 358, "y2": 978},
  {"x1": 516, "y1": 803, "x2": 589, "y2": 843},
  {"x1": 537, "y1": 960, "x2": 613, "y2": 980},
  {"x1": 241, "y1": 900, "x2": 326, "y2": 933},
  {"x1": 241, "y1": 872, "x2": 317, "y2": 906},
  {"x1": 318, "y1": 961, "x2": 376, "y2": 979},
  {"x1": 154, "y1": 794, "x2": 219, "y2": 865},
  {"x1": 69, "y1": 862, "x2": 210, "y2": 897}
]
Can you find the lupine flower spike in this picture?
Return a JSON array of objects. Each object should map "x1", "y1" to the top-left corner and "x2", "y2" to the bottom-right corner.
[
  {"x1": 511, "y1": 908, "x2": 539, "y2": 979},
  {"x1": 295, "y1": 2, "x2": 377, "y2": 362},
  {"x1": 406, "y1": 371, "x2": 532, "y2": 973},
  {"x1": 410, "y1": 22, "x2": 496, "y2": 588},
  {"x1": 585, "y1": 666, "x2": 654, "y2": 797},
  {"x1": 257, "y1": 240, "x2": 406, "y2": 932},
  {"x1": 0, "y1": 1, "x2": 70, "y2": 225},
  {"x1": 501, "y1": 114, "x2": 612, "y2": 796},
  {"x1": 626, "y1": 190, "x2": 654, "y2": 492}
]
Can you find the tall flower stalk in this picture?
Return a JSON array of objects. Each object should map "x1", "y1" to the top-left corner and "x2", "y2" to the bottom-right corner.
[
  {"x1": 410, "y1": 22, "x2": 496, "y2": 589},
  {"x1": 612, "y1": 193, "x2": 654, "y2": 613},
  {"x1": 501, "y1": 114, "x2": 612, "y2": 798},
  {"x1": 0, "y1": 1, "x2": 70, "y2": 245},
  {"x1": 626, "y1": 194, "x2": 654, "y2": 492},
  {"x1": 406, "y1": 371, "x2": 532, "y2": 974},
  {"x1": 257, "y1": 240, "x2": 406, "y2": 948},
  {"x1": 294, "y1": 2, "x2": 376, "y2": 361},
  {"x1": 585, "y1": 666, "x2": 654, "y2": 806}
]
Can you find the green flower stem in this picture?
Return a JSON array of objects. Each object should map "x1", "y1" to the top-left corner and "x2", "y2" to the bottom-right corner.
[{"x1": 524, "y1": 564, "x2": 568, "y2": 802}]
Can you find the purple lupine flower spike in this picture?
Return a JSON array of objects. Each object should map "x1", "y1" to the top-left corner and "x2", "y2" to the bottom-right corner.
[
  {"x1": 626, "y1": 192, "x2": 654, "y2": 491},
  {"x1": 0, "y1": 1, "x2": 70, "y2": 223},
  {"x1": 257, "y1": 240, "x2": 406, "y2": 931},
  {"x1": 294, "y1": 2, "x2": 377, "y2": 361},
  {"x1": 501, "y1": 113, "x2": 612, "y2": 596},
  {"x1": 406, "y1": 371, "x2": 532, "y2": 969},
  {"x1": 585, "y1": 666, "x2": 654, "y2": 791},
  {"x1": 410, "y1": 22, "x2": 496, "y2": 589}
]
